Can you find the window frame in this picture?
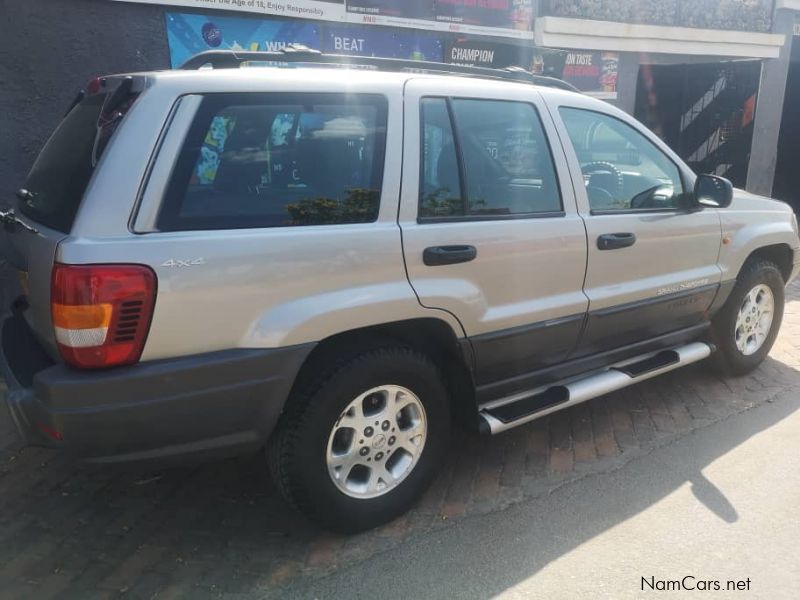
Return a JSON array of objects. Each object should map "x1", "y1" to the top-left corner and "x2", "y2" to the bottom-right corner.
[
  {"x1": 417, "y1": 96, "x2": 566, "y2": 224},
  {"x1": 156, "y1": 92, "x2": 389, "y2": 232},
  {"x1": 557, "y1": 106, "x2": 695, "y2": 216}
]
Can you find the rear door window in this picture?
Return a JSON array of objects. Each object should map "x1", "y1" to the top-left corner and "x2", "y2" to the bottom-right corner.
[
  {"x1": 159, "y1": 93, "x2": 388, "y2": 231},
  {"x1": 19, "y1": 93, "x2": 122, "y2": 233},
  {"x1": 419, "y1": 97, "x2": 562, "y2": 219}
]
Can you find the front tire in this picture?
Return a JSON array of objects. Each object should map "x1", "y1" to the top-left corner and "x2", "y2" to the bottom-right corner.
[
  {"x1": 711, "y1": 259, "x2": 784, "y2": 375},
  {"x1": 269, "y1": 346, "x2": 451, "y2": 533}
]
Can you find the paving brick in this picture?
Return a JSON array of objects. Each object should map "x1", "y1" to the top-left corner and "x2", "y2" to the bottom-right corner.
[
  {"x1": 499, "y1": 427, "x2": 528, "y2": 486},
  {"x1": 626, "y1": 388, "x2": 658, "y2": 445},
  {"x1": 610, "y1": 396, "x2": 638, "y2": 451},
  {"x1": 589, "y1": 400, "x2": 618, "y2": 458},
  {"x1": 473, "y1": 438, "x2": 503, "y2": 500},
  {"x1": 524, "y1": 419, "x2": 549, "y2": 474},
  {"x1": 660, "y1": 383, "x2": 694, "y2": 430},
  {"x1": 571, "y1": 404, "x2": 597, "y2": 463},
  {"x1": 441, "y1": 435, "x2": 480, "y2": 519},
  {"x1": 639, "y1": 384, "x2": 676, "y2": 434}
]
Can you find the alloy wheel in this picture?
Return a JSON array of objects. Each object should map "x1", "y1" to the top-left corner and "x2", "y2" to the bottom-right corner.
[{"x1": 326, "y1": 385, "x2": 427, "y2": 499}]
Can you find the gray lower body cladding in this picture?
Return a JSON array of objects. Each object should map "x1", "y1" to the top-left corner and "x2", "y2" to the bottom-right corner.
[{"x1": 1, "y1": 312, "x2": 314, "y2": 464}]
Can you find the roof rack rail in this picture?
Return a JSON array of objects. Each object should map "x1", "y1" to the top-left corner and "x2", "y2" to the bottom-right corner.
[{"x1": 179, "y1": 47, "x2": 580, "y2": 93}]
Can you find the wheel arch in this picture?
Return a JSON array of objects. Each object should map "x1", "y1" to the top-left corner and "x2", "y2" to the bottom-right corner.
[
  {"x1": 285, "y1": 318, "x2": 478, "y2": 428},
  {"x1": 742, "y1": 243, "x2": 794, "y2": 282}
]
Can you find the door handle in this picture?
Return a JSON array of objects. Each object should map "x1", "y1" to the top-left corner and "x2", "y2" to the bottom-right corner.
[
  {"x1": 423, "y1": 245, "x2": 477, "y2": 266},
  {"x1": 597, "y1": 232, "x2": 636, "y2": 250}
]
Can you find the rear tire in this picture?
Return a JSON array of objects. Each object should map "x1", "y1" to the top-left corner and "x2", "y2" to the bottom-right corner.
[
  {"x1": 268, "y1": 345, "x2": 451, "y2": 533},
  {"x1": 711, "y1": 259, "x2": 784, "y2": 375}
]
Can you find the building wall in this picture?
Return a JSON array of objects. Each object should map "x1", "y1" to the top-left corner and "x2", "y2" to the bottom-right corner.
[
  {"x1": 544, "y1": 0, "x2": 774, "y2": 33},
  {"x1": 747, "y1": 8, "x2": 797, "y2": 196},
  {"x1": 0, "y1": 0, "x2": 170, "y2": 201}
]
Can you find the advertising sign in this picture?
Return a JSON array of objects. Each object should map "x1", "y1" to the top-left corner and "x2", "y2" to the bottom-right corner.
[
  {"x1": 166, "y1": 12, "x2": 321, "y2": 67},
  {"x1": 561, "y1": 51, "x2": 619, "y2": 99},
  {"x1": 322, "y1": 25, "x2": 443, "y2": 60},
  {"x1": 434, "y1": 0, "x2": 533, "y2": 30},
  {"x1": 117, "y1": 0, "x2": 346, "y2": 22},
  {"x1": 445, "y1": 38, "x2": 564, "y2": 77},
  {"x1": 444, "y1": 40, "x2": 618, "y2": 97},
  {"x1": 445, "y1": 37, "x2": 531, "y2": 69},
  {"x1": 114, "y1": 0, "x2": 533, "y2": 39},
  {"x1": 346, "y1": 0, "x2": 432, "y2": 20},
  {"x1": 346, "y1": 0, "x2": 533, "y2": 38}
]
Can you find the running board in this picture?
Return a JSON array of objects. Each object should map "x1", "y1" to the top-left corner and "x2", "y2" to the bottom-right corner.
[{"x1": 478, "y1": 342, "x2": 713, "y2": 435}]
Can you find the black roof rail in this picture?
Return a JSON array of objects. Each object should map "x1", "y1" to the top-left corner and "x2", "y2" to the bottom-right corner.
[{"x1": 179, "y1": 47, "x2": 580, "y2": 93}]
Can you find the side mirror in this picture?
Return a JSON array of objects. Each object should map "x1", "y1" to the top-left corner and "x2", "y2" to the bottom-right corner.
[{"x1": 694, "y1": 174, "x2": 733, "y2": 208}]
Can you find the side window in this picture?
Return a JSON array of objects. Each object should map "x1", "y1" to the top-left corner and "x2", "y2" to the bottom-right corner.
[
  {"x1": 559, "y1": 107, "x2": 686, "y2": 212},
  {"x1": 419, "y1": 98, "x2": 562, "y2": 219},
  {"x1": 159, "y1": 93, "x2": 387, "y2": 231},
  {"x1": 420, "y1": 98, "x2": 463, "y2": 218}
]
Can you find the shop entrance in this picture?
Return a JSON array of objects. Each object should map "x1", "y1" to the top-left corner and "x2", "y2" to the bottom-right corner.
[
  {"x1": 773, "y1": 40, "x2": 800, "y2": 212},
  {"x1": 634, "y1": 60, "x2": 761, "y2": 188}
]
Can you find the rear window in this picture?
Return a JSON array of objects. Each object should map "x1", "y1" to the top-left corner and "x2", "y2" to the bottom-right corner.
[
  {"x1": 158, "y1": 93, "x2": 388, "y2": 231},
  {"x1": 19, "y1": 93, "x2": 121, "y2": 233}
]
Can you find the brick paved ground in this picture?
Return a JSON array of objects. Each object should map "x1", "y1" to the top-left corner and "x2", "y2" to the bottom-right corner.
[{"x1": 2, "y1": 280, "x2": 800, "y2": 599}]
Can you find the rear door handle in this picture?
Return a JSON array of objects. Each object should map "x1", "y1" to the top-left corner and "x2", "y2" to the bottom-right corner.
[
  {"x1": 423, "y1": 245, "x2": 477, "y2": 266},
  {"x1": 597, "y1": 232, "x2": 636, "y2": 251}
]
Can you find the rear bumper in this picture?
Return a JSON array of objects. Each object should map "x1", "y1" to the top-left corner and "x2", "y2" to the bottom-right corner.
[{"x1": 1, "y1": 312, "x2": 314, "y2": 464}]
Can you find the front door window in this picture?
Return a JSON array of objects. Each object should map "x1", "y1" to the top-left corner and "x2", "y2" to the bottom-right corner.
[{"x1": 559, "y1": 107, "x2": 687, "y2": 212}]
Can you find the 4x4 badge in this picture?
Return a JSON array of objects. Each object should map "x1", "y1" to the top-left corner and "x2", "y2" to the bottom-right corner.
[{"x1": 161, "y1": 258, "x2": 206, "y2": 268}]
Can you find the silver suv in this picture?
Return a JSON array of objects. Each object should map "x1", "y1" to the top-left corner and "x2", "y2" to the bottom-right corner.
[{"x1": 2, "y1": 51, "x2": 799, "y2": 532}]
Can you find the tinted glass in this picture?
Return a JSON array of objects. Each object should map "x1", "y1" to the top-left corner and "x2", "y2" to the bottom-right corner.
[
  {"x1": 559, "y1": 107, "x2": 686, "y2": 212},
  {"x1": 419, "y1": 98, "x2": 463, "y2": 218},
  {"x1": 419, "y1": 98, "x2": 561, "y2": 219},
  {"x1": 450, "y1": 99, "x2": 562, "y2": 216},
  {"x1": 160, "y1": 93, "x2": 387, "y2": 230},
  {"x1": 19, "y1": 94, "x2": 108, "y2": 232}
]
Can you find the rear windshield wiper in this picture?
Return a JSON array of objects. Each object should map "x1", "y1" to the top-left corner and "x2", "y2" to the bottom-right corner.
[
  {"x1": 2, "y1": 190, "x2": 39, "y2": 234},
  {"x1": 1, "y1": 207, "x2": 38, "y2": 234}
]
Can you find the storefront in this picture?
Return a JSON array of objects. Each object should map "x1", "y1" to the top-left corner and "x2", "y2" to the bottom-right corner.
[{"x1": 535, "y1": 7, "x2": 786, "y2": 194}]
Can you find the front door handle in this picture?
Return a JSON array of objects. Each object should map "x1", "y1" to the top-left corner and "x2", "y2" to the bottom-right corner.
[
  {"x1": 423, "y1": 245, "x2": 477, "y2": 266},
  {"x1": 597, "y1": 232, "x2": 636, "y2": 250}
]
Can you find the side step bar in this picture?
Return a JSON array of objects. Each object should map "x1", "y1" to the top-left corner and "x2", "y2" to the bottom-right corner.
[{"x1": 479, "y1": 342, "x2": 712, "y2": 435}]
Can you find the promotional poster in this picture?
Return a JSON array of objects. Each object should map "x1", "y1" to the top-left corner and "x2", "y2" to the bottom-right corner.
[
  {"x1": 166, "y1": 12, "x2": 321, "y2": 67},
  {"x1": 445, "y1": 38, "x2": 568, "y2": 81},
  {"x1": 166, "y1": 12, "x2": 443, "y2": 65},
  {"x1": 322, "y1": 25, "x2": 443, "y2": 60},
  {"x1": 562, "y1": 51, "x2": 620, "y2": 99}
]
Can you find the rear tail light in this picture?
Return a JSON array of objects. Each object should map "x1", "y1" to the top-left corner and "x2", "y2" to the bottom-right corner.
[{"x1": 51, "y1": 264, "x2": 156, "y2": 369}]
